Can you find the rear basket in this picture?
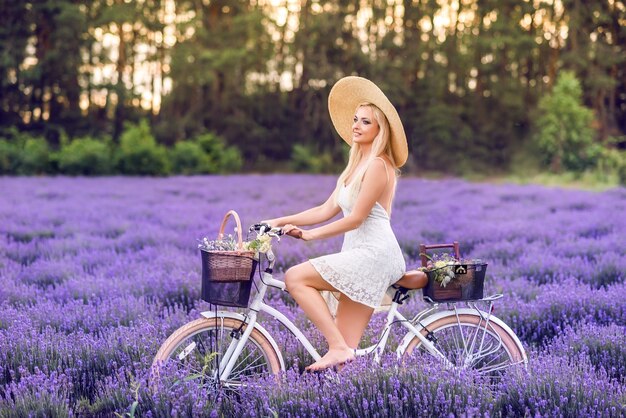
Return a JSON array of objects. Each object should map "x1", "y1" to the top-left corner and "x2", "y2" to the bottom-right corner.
[
  {"x1": 423, "y1": 263, "x2": 487, "y2": 303},
  {"x1": 200, "y1": 249, "x2": 258, "y2": 308}
]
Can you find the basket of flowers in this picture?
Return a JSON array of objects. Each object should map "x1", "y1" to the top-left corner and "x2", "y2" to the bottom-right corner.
[
  {"x1": 420, "y1": 253, "x2": 487, "y2": 303},
  {"x1": 198, "y1": 210, "x2": 271, "y2": 308}
]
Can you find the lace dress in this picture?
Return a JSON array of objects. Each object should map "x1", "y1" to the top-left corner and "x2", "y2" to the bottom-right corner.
[{"x1": 309, "y1": 177, "x2": 406, "y2": 309}]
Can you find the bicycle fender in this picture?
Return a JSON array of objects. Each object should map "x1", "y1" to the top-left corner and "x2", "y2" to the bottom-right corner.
[
  {"x1": 200, "y1": 311, "x2": 286, "y2": 371},
  {"x1": 397, "y1": 308, "x2": 527, "y2": 362}
]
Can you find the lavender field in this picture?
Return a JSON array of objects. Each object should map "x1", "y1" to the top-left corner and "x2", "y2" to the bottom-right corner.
[{"x1": 1, "y1": 175, "x2": 625, "y2": 417}]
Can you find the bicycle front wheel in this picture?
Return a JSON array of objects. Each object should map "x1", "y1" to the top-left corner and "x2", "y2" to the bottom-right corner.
[
  {"x1": 403, "y1": 313, "x2": 526, "y2": 380},
  {"x1": 152, "y1": 317, "x2": 282, "y2": 390}
]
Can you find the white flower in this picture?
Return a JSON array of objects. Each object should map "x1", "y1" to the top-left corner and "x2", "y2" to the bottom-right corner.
[
  {"x1": 441, "y1": 274, "x2": 452, "y2": 287},
  {"x1": 259, "y1": 241, "x2": 271, "y2": 253}
]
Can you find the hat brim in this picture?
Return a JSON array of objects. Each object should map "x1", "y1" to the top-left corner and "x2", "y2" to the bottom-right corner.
[{"x1": 328, "y1": 76, "x2": 408, "y2": 167}]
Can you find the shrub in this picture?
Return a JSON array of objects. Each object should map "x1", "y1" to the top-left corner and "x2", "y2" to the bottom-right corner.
[
  {"x1": 290, "y1": 144, "x2": 335, "y2": 173},
  {"x1": 170, "y1": 141, "x2": 210, "y2": 174},
  {"x1": 115, "y1": 120, "x2": 169, "y2": 176},
  {"x1": 601, "y1": 144, "x2": 626, "y2": 185},
  {"x1": 195, "y1": 132, "x2": 242, "y2": 173},
  {"x1": 18, "y1": 136, "x2": 52, "y2": 175},
  {"x1": 0, "y1": 139, "x2": 20, "y2": 174},
  {"x1": 57, "y1": 136, "x2": 112, "y2": 175}
]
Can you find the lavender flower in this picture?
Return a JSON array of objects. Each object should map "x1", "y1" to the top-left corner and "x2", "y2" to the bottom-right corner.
[{"x1": 0, "y1": 175, "x2": 624, "y2": 416}]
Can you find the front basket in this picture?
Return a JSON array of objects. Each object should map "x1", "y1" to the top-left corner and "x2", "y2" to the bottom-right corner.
[
  {"x1": 422, "y1": 263, "x2": 487, "y2": 303},
  {"x1": 200, "y1": 249, "x2": 258, "y2": 308}
]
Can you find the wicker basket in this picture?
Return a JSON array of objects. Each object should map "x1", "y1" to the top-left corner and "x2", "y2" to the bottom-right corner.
[
  {"x1": 422, "y1": 263, "x2": 487, "y2": 303},
  {"x1": 200, "y1": 210, "x2": 258, "y2": 308}
]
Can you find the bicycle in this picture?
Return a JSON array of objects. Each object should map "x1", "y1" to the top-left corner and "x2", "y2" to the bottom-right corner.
[{"x1": 152, "y1": 224, "x2": 528, "y2": 389}]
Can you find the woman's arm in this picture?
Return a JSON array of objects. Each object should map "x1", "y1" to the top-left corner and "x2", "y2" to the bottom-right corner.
[
  {"x1": 265, "y1": 192, "x2": 341, "y2": 228},
  {"x1": 286, "y1": 159, "x2": 388, "y2": 240}
]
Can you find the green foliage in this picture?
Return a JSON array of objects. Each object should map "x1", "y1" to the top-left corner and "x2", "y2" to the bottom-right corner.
[
  {"x1": 57, "y1": 136, "x2": 112, "y2": 175},
  {"x1": 0, "y1": 139, "x2": 20, "y2": 174},
  {"x1": 618, "y1": 156, "x2": 626, "y2": 186},
  {"x1": 533, "y1": 72, "x2": 596, "y2": 173},
  {"x1": 17, "y1": 135, "x2": 52, "y2": 175},
  {"x1": 411, "y1": 103, "x2": 476, "y2": 175},
  {"x1": 290, "y1": 144, "x2": 335, "y2": 174},
  {"x1": 170, "y1": 141, "x2": 210, "y2": 175},
  {"x1": 0, "y1": 125, "x2": 245, "y2": 176},
  {"x1": 115, "y1": 120, "x2": 170, "y2": 176},
  {"x1": 599, "y1": 136, "x2": 626, "y2": 185},
  {"x1": 1, "y1": 0, "x2": 625, "y2": 175},
  {"x1": 194, "y1": 132, "x2": 242, "y2": 173},
  {"x1": 170, "y1": 134, "x2": 244, "y2": 174}
]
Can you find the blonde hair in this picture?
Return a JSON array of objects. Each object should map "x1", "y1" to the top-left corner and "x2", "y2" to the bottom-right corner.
[{"x1": 334, "y1": 102, "x2": 400, "y2": 213}]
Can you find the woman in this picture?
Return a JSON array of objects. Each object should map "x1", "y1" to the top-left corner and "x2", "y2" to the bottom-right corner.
[{"x1": 264, "y1": 76, "x2": 423, "y2": 371}]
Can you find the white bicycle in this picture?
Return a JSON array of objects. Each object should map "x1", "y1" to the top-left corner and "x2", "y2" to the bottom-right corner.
[{"x1": 152, "y1": 225, "x2": 527, "y2": 389}]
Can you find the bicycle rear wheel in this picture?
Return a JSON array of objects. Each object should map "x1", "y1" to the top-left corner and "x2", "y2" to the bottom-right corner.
[
  {"x1": 152, "y1": 317, "x2": 282, "y2": 391},
  {"x1": 403, "y1": 313, "x2": 526, "y2": 381}
]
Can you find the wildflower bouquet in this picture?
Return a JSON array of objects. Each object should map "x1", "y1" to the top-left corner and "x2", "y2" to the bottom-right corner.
[
  {"x1": 198, "y1": 230, "x2": 273, "y2": 259},
  {"x1": 418, "y1": 253, "x2": 484, "y2": 288}
]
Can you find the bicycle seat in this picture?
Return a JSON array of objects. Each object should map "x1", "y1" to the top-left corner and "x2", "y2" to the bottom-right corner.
[{"x1": 394, "y1": 270, "x2": 428, "y2": 290}]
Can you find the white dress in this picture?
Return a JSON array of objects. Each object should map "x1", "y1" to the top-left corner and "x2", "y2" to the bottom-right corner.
[{"x1": 309, "y1": 166, "x2": 406, "y2": 309}]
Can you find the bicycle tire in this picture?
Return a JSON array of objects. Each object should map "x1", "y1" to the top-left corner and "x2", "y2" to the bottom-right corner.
[
  {"x1": 152, "y1": 317, "x2": 282, "y2": 390},
  {"x1": 403, "y1": 313, "x2": 526, "y2": 380}
]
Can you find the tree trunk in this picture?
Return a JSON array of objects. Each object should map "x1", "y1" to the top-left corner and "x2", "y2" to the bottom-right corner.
[{"x1": 114, "y1": 22, "x2": 127, "y2": 139}]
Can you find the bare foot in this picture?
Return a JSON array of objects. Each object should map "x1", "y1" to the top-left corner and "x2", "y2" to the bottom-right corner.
[{"x1": 306, "y1": 347, "x2": 355, "y2": 372}]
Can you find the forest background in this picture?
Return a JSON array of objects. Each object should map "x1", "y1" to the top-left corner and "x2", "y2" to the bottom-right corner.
[{"x1": 1, "y1": 0, "x2": 625, "y2": 184}]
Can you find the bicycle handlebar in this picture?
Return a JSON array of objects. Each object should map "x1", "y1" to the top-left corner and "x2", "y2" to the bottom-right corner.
[{"x1": 249, "y1": 223, "x2": 303, "y2": 239}]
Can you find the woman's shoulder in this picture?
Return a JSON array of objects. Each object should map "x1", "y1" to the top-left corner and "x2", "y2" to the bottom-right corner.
[
  {"x1": 369, "y1": 155, "x2": 397, "y2": 175},
  {"x1": 373, "y1": 154, "x2": 397, "y2": 167},
  {"x1": 362, "y1": 156, "x2": 393, "y2": 184},
  {"x1": 365, "y1": 157, "x2": 388, "y2": 173}
]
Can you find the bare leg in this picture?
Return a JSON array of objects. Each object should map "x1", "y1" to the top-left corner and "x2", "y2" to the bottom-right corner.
[
  {"x1": 284, "y1": 262, "x2": 355, "y2": 371},
  {"x1": 335, "y1": 296, "x2": 374, "y2": 349}
]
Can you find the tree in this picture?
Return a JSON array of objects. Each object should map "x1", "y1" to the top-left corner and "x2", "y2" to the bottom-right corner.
[{"x1": 533, "y1": 71, "x2": 595, "y2": 173}]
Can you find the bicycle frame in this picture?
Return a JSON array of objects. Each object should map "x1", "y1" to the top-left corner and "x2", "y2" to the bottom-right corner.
[{"x1": 215, "y1": 269, "x2": 454, "y2": 381}]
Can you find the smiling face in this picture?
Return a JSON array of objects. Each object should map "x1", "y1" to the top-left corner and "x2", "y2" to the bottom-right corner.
[{"x1": 351, "y1": 106, "x2": 380, "y2": 146}]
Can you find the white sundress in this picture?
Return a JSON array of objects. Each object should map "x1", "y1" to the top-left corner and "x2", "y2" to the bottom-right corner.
[{"x1": 309, "y1": 161, "x2": 406, "y2": 309}]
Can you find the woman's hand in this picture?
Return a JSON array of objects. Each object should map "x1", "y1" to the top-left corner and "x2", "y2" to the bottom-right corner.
[{"x1": 282, "y1": 224, "x2": 312, "y2": 241}]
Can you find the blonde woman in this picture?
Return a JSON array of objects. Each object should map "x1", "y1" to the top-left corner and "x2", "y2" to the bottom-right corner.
[{"x1": 264, "y1": 76, "x2": 424, "y2": 371}]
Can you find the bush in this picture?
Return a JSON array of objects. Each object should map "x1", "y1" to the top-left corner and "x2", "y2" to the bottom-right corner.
[
  {"x1": 115, "y1": 120, "x2": 170, "y2": 176},
  {"x1": 18, "y1": 136, "x2": 52, "y2": 175},
  {"x1": 619, "y1": 157, "x2": 626, "y2": 186},
  {"x1": 0, "y1": 139, "x2": 20, "y2": 174},
  {"x1": 57, "y1": 137, "x2": 112, "y2": 175},
  {"x1": 290, "y1": 144, "x2": 335, "y2": 173},
  {"x1": 170, "y1": 141, "x2": 210, "y2": 174},
  {"x1": 195, "y1": 132, "x2": 242, "y2": 173},
  {"x1": 600, "y1": 143, "x2": 626, "y2": 185}
]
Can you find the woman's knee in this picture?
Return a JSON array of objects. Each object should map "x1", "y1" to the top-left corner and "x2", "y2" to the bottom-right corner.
[
  {"x1": 284, "y1": 262, "x2": 327, "y2": 293},
  {"x1": 284, "y1": 264, "x2": 305, "y2": 293}
]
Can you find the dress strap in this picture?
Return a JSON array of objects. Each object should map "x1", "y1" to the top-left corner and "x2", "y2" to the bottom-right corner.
[{"x1": 374, "y1": 156, "x2": 390, "y2": 185}]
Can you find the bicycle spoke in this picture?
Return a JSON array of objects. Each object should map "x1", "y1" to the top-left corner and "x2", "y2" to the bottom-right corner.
[
  {"x1": 229, "y1": 353, "x2": 267, "y2": 380},
  {"x1": 409, "y1": 315, "x2": 525, "y2": 382},
  {"x1": 153, "y1": 317, "x2": 280, "y2": 393}
]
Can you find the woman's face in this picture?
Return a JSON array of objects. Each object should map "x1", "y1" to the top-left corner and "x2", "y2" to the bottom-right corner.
[{"x1": 352, "y1": 106, "x2": 379, "y2": 145}]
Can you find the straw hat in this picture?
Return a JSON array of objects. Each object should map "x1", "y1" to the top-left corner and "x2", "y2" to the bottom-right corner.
[{"x1": 328, "y1": 76, "x2": 408, "y2": 167}]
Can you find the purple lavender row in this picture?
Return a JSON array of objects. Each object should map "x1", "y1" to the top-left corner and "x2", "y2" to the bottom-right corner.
[{"x1": 0, "y1": 175, "x2": 624, "y2": 416}]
